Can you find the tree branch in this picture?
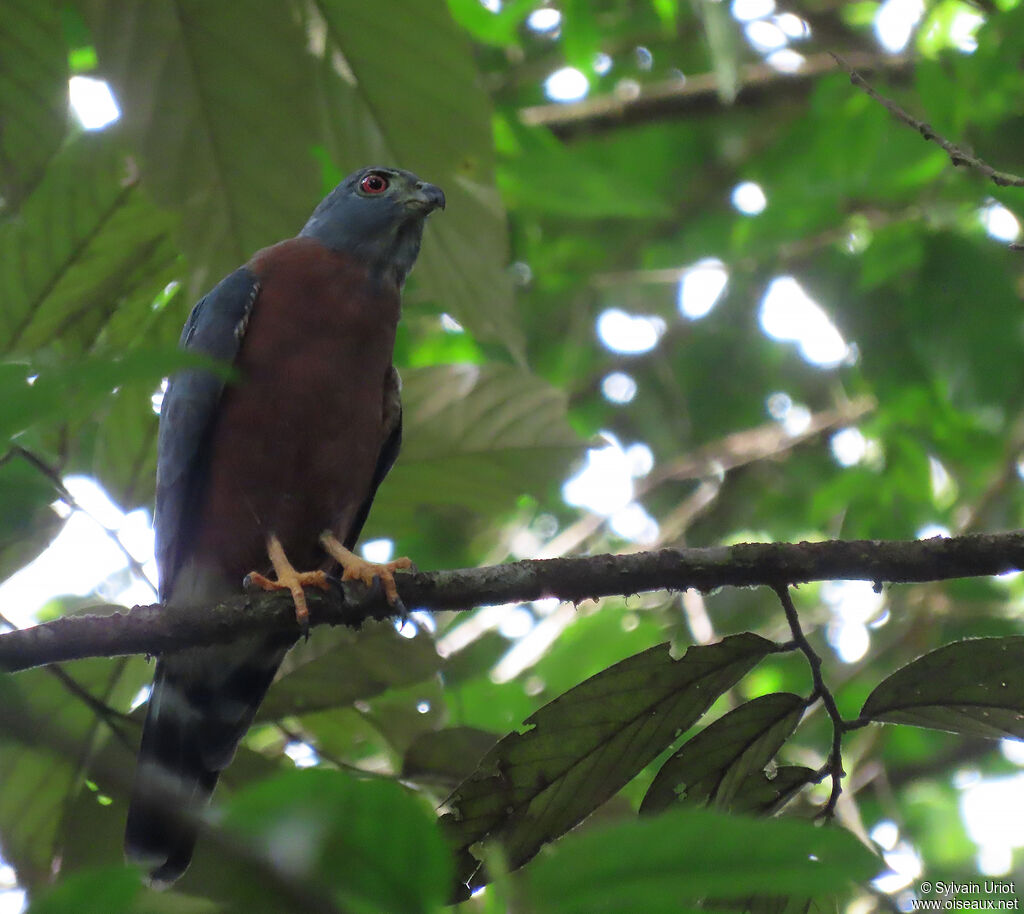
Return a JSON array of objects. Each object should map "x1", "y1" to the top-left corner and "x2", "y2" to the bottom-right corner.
[
  {"x1": 832, "y1": 52, "x2": 1024, "y2": 188},
  {"x1": 518, "y1": 50, "x2": 911, "y2": 138},
  {"x1": 3, "y1": 531, "x2": 1024, "y2": 673}
]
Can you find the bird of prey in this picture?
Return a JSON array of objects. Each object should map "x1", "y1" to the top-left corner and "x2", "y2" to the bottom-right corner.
[{"x1": 124, "y1": 166, "x2": 445, "y2": 884}]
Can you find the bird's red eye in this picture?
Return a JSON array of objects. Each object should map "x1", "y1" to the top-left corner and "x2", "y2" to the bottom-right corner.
[{"x1": 360, "y1": 173, "x2": 389, "y2": 194}]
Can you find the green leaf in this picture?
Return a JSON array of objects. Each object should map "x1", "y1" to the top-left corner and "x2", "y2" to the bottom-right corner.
[
  {"x1": 256, "y1": 620, "x2": 441, "y2": 720},
  {"x1": 402, "y1": 726, "x2": 499, "y2": 786},
  {"x1": 0, "y1": 347, "x2": 217, "y2": 443},
  {"x1": 444, "y1": 0, "x2": 534, "y2": 46},
  {"x1": 0, "y1": 0, "x2": 68, "y2": 209},
  {"x1": 729, "y1": 765, "x2": 818, "y2": 817},
  {"x1": 442, "y1": 634, "x2": 775, "y2": 889},
  {"x1": 0, "y1": 132, "x2": 177, "y2": 356},
  {"x1": 640, "y1": 692, "x2": 807, "y2": 813},
  {"x1": 861, "y1": 636, "x2": 1024, "y2": 739},
  {"x1": 223, "y1": 769, "x2": 452, "y2": 914},
  {"x1": 525, "y1": 807, "x2": 878, "y2": 914},
  {"x1": 305, "y1": 0, "x2": 520, "y2": 354},
  {"x1": 84, "y1": 0, "x2": 320, "y2": 293},
  {"x1": 366, "y1": 363, "x2": 583, "y2": 539},
  {"x1": 26, "y1": 865, "x2": 141, "y2": 914},
  {"x1": 0, "y1": 658, "x2": 151, "y2": 889},
  {"x1": 0, "y1": 451, "x2": 64, "y2": 583}
]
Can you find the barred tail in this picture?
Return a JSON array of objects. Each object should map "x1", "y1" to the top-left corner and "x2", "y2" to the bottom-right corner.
[{"x1": 124, "y1": 635, "x2": 291, "y2": 885}]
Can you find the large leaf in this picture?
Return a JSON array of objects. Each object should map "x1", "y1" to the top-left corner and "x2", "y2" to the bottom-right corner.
[
  {"x1": 0, "y1": 0, "x2": 68, "y2": 209},
  {"x1": 257, "y1": 620, "x2": 441, "y2": 720},
  {"x1": 366, "y1": 363, "x2": 583, "y2": 540},
  {"x1": 861, "y1": 636, "x2": 1024, "y2": 739},
  {"x1": 0, "y1": 657, "x2": 150, "y2": 889},
  {"x1": 306, "y1": 0, "x2": 519, "y2": 353},
  {"x1": 640, "y1": 692, "x2": 807, "y2": 814},
  {"x1": 222, "y1": 769, "x2": 452, "y2": 914},
  {"x1": 26, "y1": 866, "x2": 141, "y2": 914},
  {"x1": 0, "y1": 132, "x2": 177, "y2": 356},
  {"x1": 525, "y1": 807, "x2": 878, "y2": 914},
  {"x1": 442, "y1": 634, "x2": 775, "y2": 890},
  {"x1": 84, "y1": 0, "x2": 320, "y2": 294},
  {"x1": 0, "y1": 451, "x2": 64, "y2": 584}
]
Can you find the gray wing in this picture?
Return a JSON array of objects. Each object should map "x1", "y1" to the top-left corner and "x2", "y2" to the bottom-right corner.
[
  {"x1": 343, "y1": 365, "x2": 402, "y2": 550},
  {"x1": 155, "y1": 267, "x2": 261, "y2": 600}
]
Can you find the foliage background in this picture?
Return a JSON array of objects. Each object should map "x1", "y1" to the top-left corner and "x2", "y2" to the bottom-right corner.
[{"x1": 2, "y1": 0, "x2": 1024, "y2": 910}]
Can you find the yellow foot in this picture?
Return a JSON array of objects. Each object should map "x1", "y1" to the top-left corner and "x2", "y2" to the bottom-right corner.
[
  {"x1": 246, "y1": 534, "x2": 329, "y2": 632},
  {"x1": 320, "y1": 532, "x2": 412, "y2": 605}
]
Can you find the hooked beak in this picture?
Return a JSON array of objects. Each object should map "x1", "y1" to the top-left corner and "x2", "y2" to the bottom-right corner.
[{"x1": 405, "y1": 181, "x2": 446, "y2": 214}]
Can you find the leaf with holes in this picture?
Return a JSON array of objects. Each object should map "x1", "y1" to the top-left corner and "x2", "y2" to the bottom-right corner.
[
  {"x1": 641, "y1": 692, "x2": 807, "y2": 814},
  {"x1": 442, "y1": 633, "x2": 775, "y2": 892},
  {"x1": 861, "y1": 637, "x2": 1024, "y2": 739}
]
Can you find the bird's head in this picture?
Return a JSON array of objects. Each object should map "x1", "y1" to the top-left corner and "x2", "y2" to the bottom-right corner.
[{"x1": 299, "y1": 166, "x2": 445, "y2": 287}]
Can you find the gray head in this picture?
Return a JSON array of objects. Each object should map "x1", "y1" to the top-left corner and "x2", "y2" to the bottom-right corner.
[{"x1": 299, "y1": 166, "x2": 445, "y2": 287}]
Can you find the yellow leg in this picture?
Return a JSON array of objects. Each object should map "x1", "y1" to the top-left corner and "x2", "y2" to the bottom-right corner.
[
  {"x1": 246, "y1": 534, "x2": 329, "y2": 631},
  {"x1": 319, "y1": 532, "x2": 412, "y2": 605}
]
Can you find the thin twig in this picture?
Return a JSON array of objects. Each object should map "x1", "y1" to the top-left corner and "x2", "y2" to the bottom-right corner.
[
  {"x1": 773, "y1": 584, "x2": 845, "y2": 818},
  {"x1": 831, "y1": 52, "x2": 1024, "y2": 188}
]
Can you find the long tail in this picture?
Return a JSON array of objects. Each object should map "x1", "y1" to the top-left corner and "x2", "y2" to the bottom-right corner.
[{"x1": 124, "y1": 635, "x2": 292, "y2": 885}]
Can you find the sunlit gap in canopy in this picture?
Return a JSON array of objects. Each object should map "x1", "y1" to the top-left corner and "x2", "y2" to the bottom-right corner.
[
  {"x1": 758, "y1": 276, "x2": 853, "y2": 369},
  {"x1": 731, "y1": 181, "x2": 767, "y2": 216},
  {"x1": 958, "y1": 772, "x2": 1024, "y2": 877},
  {"x1": 544, "y1": 67, "x2": 589, "y2": 102},
  {"x1": 527, "y1": 7, "x2": 561, "y2": 32},
  {"x1": 596, "y1": 308, "x2": 666, "y2": 354},
  {"x1": 765, "y1": 391, "x2": 811, "y2": 436},
  {"x1": 68, "y1": 76, "x2": 120, "y2": 131},
  {"x1": 0, "y1": 476, "x2": 156, "y2": 628},
  {"x1": 562, "y1": 433, "x2": 658, "y2": 544},
  {"x1": 678, "y1": 258, "x2": 729, "y2": 319},
  {"x1": 0, "y1": 857, "x2": 25, "y2": 914},
  {"x1": 949, "y1": 8, "x2": 984, "y2": 53},
  {"x1": 869, "y1": 819, "x2": 923, "y2": 895},
  {"x1": 980, "y1": 201, "x2": 1021, "y2": 243},
  {"x1": 822, "y1": 580, "x2": 886, "y2": 665},
  {"x1": 873, "y1": 0, "x2": 924, "y2": 53},
  {"x1": 601, "y1": 371, "x2": 637, "y2": 404},
  {"x1": 731, "y1": 0, "x2": 774, "y2": 22}
]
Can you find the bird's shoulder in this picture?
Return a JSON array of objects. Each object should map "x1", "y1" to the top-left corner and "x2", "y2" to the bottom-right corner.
[{"x1": 248, "y1": 236, "x2": 369, "y2": 285}]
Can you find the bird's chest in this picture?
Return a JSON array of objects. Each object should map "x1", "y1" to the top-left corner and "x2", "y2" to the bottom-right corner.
[{"x1": 195, "y1": 251, "x2": 399, "y2": 572}]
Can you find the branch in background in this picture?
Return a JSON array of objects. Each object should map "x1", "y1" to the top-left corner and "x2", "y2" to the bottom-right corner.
[
  {"x1": 831, "y1": 52, "x2": 1024, "y2": 189},
  {"x1": 4, "y1": 531, "x2": 1024, "y2": 672},
  {"x1": 519, "y1": 51, "x2": 911, "y2": 137}
]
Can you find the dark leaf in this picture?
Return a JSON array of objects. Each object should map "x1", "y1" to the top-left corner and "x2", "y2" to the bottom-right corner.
[
  {"x1": 402, "y1": 726, "x2": 499, "y2": 786},
  {"x1": 861, "y1": 637, "x2": 1024, "y2": 739},
  {"x1": 257, "y1": 620, "x2": 441, "y2": 721},
  {"x1": 442, "y1": 634, "x2": 775, "y2": 888},
  {"x1": 640, "y1": 692, "x2": 806, "y2": 814}
]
